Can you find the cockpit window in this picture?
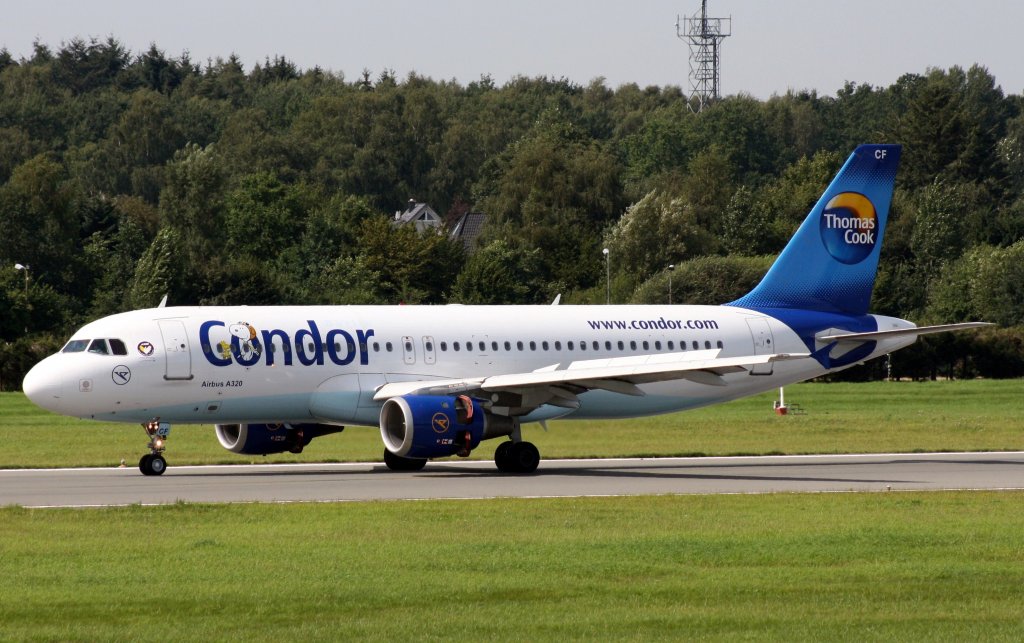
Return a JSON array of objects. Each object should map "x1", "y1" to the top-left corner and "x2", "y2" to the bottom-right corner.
[
  {"x1": 62, "y1": 339, "x2": 89, "y2": 353},
  {"x1": 109, "y1": 339, "x2": 128, "y2": 355},
  {"x1": 87, "y1": 339, "x2": 110, "y2": 355}
]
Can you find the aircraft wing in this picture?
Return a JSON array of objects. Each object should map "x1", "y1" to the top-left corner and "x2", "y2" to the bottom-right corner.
[{"x1": 373, "y1": 350, "x2": 810, "y2": 408}]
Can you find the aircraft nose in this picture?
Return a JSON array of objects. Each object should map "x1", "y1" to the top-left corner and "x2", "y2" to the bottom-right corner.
[{"x1": 22, "y1": 358, "x2": 65, "y2": 413}]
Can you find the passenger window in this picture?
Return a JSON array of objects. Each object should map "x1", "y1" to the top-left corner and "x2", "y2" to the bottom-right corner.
[
  {"x1": 491, "y1": 341, "x2": 498, "y2": 351},
  {"x1": 109, "y1": 339, "x2": 128, "y2": 355},
  {"x1": 440, "y1": 342, "x2": 447, "y2": 352},
  {"x1": 517, "y1": 341, "x2": 524, "y2": 351},
  {"x1": 642, "y1": 341, "x2": 649, "y2": 350},
  {"x1": 478, "y1": 341, "x2": 485, "y2": 352},
  {"x1": 87, "y1": 339, "x2": 109, "y2": 355},
  {"x1": 604, "y1": 341, "x2": 611, "y2": 351},
  {"x1": 529, "y1": 341, "x2": 536, "y2": 351},
  {"x1": 579, "y1": 341, "x2": 586, "y2": 351},
  {"x1": 630, "y1": 341, "x2": 637, "y2": 350},
  {"x1": 386, "y1": 342, "x2": 393, "y2": 352},
  {"x1": 62, "y1": 339, "x2": 89, "y2": 353},
  {"x1": 542, "y1": 341, "x2": 549, "y2": 351},
  {"x1": 568, "y1": 341, "x2": 574, "y2": 350},
  {"x1": 716, "y1": 340, "x2": 723, "y2": 349},
  {"x1": 374, "y1": 342, "x2": 380, "y2": 352},
  {"x1": 554, "y1": 341, "x2": 561, "y2": 351},
  {"x1": 705, "y1": 341, "x2": 712, "y2": 349},
  {"x1": 617, "y1": 341, "x2": 624, "y2": 350},
  {"x1": 692, "y1": 341, "x2": 699, "y2": 350},
  {"x1": 665, "y1": 341, "x2": 672, "y2": 350},
  {"x1": 425, "y1": 341, "x2": 433, "y2": 351},
  {"x1": 404, "y1": 341, "x2": 413, "y2": 352},
  {"x1": 454, "y1": 342, "x2": 460, "y2": 351},
  {"x1": 504, "y1": 341, "x2": 511, "y2": 351}
]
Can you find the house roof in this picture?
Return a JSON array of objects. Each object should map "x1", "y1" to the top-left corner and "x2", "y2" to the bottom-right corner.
[
  {"x1": 450, "y1": 211, "x2": 487, "y2": 252},
  {"x1": 394, "y1": 200, "x2": 441, "y2": 227}
]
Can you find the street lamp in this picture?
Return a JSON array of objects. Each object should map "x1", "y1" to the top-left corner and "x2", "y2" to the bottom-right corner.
[
  {"x1": 14, "y1": 263, "x2": 28, "y2": 296},
  {"x1": 602, "y1": 248, "x2": 610, "y2": 304},
  {"x1": 668, "y1": 264, "x2": 674, "y2": 305}
]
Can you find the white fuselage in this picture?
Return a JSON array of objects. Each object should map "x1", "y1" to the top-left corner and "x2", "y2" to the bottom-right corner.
[{"x1": 22, "y1": 304, "x2": 913, "y2": 427}]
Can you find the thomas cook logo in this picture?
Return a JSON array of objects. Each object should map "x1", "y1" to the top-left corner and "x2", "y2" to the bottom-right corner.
[{"x1": 819, "y1": 192, "x2": 878, "y2": 265}]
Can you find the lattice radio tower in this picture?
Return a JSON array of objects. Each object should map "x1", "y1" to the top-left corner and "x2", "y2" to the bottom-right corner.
[{"x1": 676, "y1": 0, "x2": 731, "y2": 113}]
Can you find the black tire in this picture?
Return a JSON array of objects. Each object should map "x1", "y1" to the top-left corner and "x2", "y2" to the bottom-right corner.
[
  {"x1": 383, "y1": 449, "x2": 427, "y2": 472},
  {"x1": 149, "y1": 455, "x2": 167, "y2": 476},
  {"x1": 494, "y1": 440, "x2": 514, "y2": 472},
  {"x1": 509, "y1": 441, "x2": 540, "y2": 474},
  {"x1": 139, "y1": 454, "x2": 153, "y2": 476}
]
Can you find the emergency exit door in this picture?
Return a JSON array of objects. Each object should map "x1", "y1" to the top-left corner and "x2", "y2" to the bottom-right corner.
[
  {"x1": 158, "y1": 320, "x2": 193, "y2": 380},
  {"x1": 746, "y1": 318, "x2": 775, "y2": 376}
]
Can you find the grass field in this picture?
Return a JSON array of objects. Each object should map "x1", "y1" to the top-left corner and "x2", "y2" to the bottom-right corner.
[
  {"x1": 3, "y1": 492, "x2": 1024, "y2": 640},
  {"x1": 2, "y1": 379, "x2": 1023, "y2": 469}
]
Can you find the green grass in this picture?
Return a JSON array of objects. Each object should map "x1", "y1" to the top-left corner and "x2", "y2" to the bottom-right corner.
[
  {"x1": 2, "y1": 492, "x2": 1024, "y2": 640},
  {"x1": 2, "y1": 379, "x2": 1023, "y2": 469}
]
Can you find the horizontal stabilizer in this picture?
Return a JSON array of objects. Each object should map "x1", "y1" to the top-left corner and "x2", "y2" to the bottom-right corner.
[{"x1": 826, "y1": 322, "x2": 994, "y2": 343}]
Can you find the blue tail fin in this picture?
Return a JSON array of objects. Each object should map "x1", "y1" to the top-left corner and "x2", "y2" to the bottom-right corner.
[{"x1": 728, "y1": 144, "x2": 901, "y2": 315}]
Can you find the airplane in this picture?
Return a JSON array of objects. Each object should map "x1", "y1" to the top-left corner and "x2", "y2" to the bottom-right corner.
[{"x1": 22, "y1": 144, "x2": 989, "y2": 476}]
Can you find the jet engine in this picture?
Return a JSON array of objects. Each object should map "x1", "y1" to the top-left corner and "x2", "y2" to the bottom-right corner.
[
  {"x1": 215, "y1": 423, "x2": 344, "y2": 456},
  {"x1": 379, "y1": 395, "x2": 514, "y2": 459}
]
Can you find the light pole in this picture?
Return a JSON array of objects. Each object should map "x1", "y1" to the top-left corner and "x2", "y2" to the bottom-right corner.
[
  {"x1": 14, "y1": 263, "x2": 28, "y2": 297},
  {"x1": 668, "y1": 264, "x2": 674, "y2": 305},
  {"x1": 602, "y1": 248, "x2": 610, "y2": 304},
  {"x1": 14, "y1": 263, "x2": 29, "y2": 334}
]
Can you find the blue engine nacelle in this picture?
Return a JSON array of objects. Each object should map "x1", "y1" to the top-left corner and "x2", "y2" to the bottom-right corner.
[
  {"x1": 215, "y1": 423, "x2": 344, "y2": 456},
  {"x1": 379, "y1": 395, "x2": 515, "y2": 459}
]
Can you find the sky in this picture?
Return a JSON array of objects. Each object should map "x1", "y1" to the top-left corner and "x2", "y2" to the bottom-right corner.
[{"x1": 3, "y1": 0, "x2": 1023, "y2": 98}]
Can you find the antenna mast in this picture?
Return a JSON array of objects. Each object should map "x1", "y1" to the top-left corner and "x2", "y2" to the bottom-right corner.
[{"x1": 676, "y1": 0, "x2": 732, "y2": 113}]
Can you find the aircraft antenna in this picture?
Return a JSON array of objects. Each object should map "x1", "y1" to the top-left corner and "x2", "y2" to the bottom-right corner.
[{"x1": 676, "y1": 0, "x2": 731, "y2": 113}]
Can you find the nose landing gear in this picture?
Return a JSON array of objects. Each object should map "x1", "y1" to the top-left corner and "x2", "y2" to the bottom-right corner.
[{"x1": 139, "y1": 419, "x2": 171, "y2": 476}]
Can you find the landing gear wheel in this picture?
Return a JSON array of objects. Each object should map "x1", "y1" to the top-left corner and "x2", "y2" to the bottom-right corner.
[
  {"x1": 509, "y1": 441, "x2": 540, "y2": 473},
  {"x1": 496, "y1": 441, "x2": 540, "y2": 473},
  {"x1": 494, "y1": 440, "x2": 515, "y2": 472},
  {"x1": 383, "y1": 449, "x2": 428, "y2": 472},
  {"x1": 139, "y1": 454, "x2": 167, "y2": 476},
  {"x1": 140, "y1": 419, "x2": 170, "y2": 476},
  {"x1": 148, "y1": 455, "x2": 167, "y2": 476}
]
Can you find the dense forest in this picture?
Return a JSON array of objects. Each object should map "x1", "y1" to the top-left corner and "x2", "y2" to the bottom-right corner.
[{"x1": 2, "y1": 37, "x2": 1023, "y2": 388}]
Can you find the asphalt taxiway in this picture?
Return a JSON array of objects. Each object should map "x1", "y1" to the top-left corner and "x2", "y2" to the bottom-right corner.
[{"x1": 2, "y1": 452, "x2": 1024, "y2": 508}]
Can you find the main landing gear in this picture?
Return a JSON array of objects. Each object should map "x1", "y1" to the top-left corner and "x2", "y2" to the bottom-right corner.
[
  {"x1": 139, "y1": 419, "x2": 170, "y2": 476},
  {"x1": 382, "y1": 442, "x2": 540, "y2": 473},
  {"x1": 494, "y1": 440, "x2": 540, "y2": 473},
  {"x1": 383, "y1": 449, "x2": 427, "y2": 471}
]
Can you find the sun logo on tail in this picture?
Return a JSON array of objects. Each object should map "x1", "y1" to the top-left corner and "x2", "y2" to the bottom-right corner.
[{"x1": 819, "y1": 192, "x2": 878, "y2": 265}]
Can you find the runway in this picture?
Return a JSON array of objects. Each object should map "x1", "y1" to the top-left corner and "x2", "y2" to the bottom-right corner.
[{"x1": 3, "y1": 452, "x2": 1024, "y2": 508}]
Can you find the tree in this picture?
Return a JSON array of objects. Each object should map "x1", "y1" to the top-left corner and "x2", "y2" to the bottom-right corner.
[
  {"x1": 127, "y1": 227, "x2": 182, "y2": 309},
  {"x1": 451, "y1": 240, "x2": 545, "y2": 304},
  {"x1": 604, "y1": 189, "x2": 716, "y2": 286},
  {"x1": 631, "y1": 255, "x2": 773, "y2": 305},
  {"x1": 355, "y1": 218, "x2": 464, "y2": 304},
  {"x1": 159, "y1": 143, "x2": 229, "y2": 263}
]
